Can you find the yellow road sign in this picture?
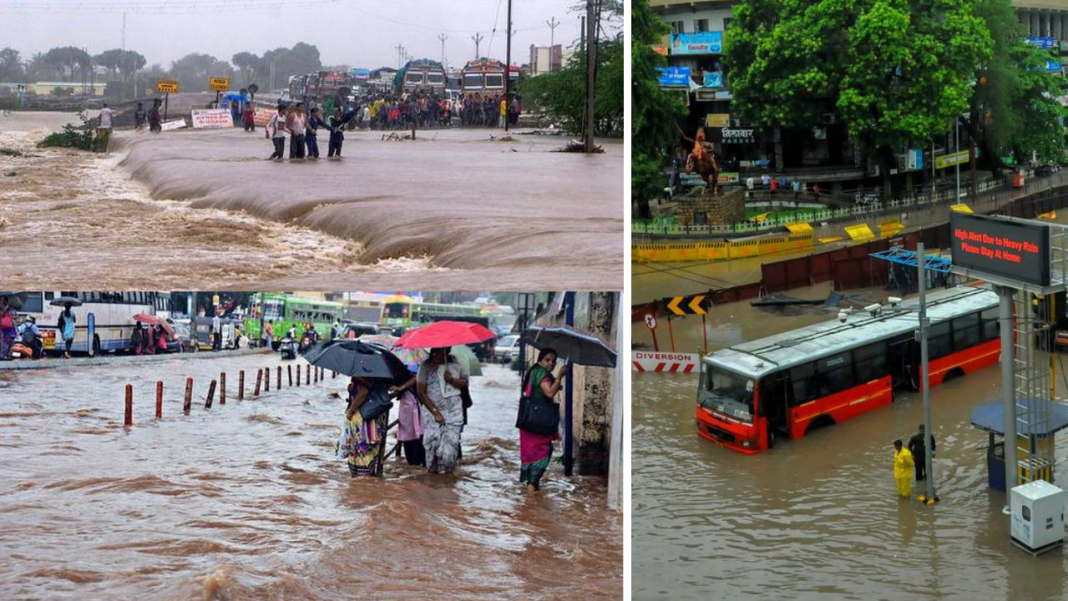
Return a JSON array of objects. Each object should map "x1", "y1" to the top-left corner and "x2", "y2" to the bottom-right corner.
[
  {"x1": 950, "y1": 203, "x2": 973, "y2": 213},
  {"x1": 156, "y1": 80, "x2": 178, "y2": 93},
  {"x1": 666, "y1": 294, "x2": 708, "y2": 316},
  {"x1": 209, "y1": 77, "x2": 230, "y2": 91}
]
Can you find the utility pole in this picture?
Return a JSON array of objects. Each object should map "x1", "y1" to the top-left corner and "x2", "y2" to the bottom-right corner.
[
  {"x1": 438, "y1": 34, "x2": 448, "y2": 69},
  {"x1": 917, "y1": 244, "x2": 938, "y2": 503},
  {"x1": 504, "y1": 0, "x2": 513, "y2": 132},
  {"x1": 395, "y1": 44, "x2": 406, "y2": 69},
  {"x1": 546, "y1": 16, "x2": 560, "y2": 72},
  {"x1": 584, "y1": 0, "x2": 598, "y2": 153},
  {"x1": 472, "y1": 33, "x2": 484, "y2": 60}
]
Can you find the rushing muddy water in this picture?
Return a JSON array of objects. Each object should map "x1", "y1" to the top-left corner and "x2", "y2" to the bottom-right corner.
[
  {"x1": 633, "y1": 285, "x2": 1068, "y2": 600},
  {"x1": 0, "y1": 353, "x2": 621, "y2": 600},
  {"x1": 0, "y1": 111, "x2": 622, "y2": 290}
]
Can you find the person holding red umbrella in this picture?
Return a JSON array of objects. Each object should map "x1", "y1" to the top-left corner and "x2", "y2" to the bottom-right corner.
[{"x1": 415, "y1": 347, "x2": 469, "y2": 474}]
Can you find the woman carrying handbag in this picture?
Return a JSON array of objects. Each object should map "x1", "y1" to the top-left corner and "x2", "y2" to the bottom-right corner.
[{"x1": 516, "y1": 348, "x2": 567, "y2": 492}]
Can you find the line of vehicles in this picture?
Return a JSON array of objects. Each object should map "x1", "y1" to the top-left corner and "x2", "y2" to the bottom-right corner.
[
  {"x1": 286, "y1": 58, "x2": 519, "y2": 107},
  {"x1": 6, "y1": 292, "x2": 520, "y2": 362}
]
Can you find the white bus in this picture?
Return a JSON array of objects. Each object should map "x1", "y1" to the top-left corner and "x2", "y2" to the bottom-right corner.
[{"x1": 18, "y1": 292, "x2": 168, "y2": 356}]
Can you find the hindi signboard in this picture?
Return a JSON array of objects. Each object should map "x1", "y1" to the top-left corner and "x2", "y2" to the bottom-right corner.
[
  {"x1": 721, "y1": 128, "x2": 755, "y2": 144},
  {"x1": 160, "y1": 119, "x2": 187, "y2": 131},
  {"x1": 950, "y1": 213, "x2": 1051, "y2": 287},
  {"x1": 190, "y1": 109, "x2": 233, "y2": 129},
  {"x1": 670, "y1": 31, "x2": 723, "y2": 55},
  {"x1": 156, "y1": 80, "x2": 178, "y2": 94},
  {"x1": 209, "y1": 77, "x2": 230, "y2": 91}
]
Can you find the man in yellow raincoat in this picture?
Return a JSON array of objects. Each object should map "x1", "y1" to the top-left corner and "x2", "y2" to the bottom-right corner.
[{"x1": 893, "y1": 439, "x2": 915, "y2": 498}]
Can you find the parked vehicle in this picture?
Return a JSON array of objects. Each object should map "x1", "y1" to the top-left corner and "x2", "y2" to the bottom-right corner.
[
  {"x1": 279, "y1": 336, "x2": 298, "y2": 360},
  {"x1": 494, "y1": 334, "x2": 520, "y2": 364}
]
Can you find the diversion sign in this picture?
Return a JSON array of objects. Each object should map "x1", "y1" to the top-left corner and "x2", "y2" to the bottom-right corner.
[{"x1": 950, "y1": 212, "x2": 1051, "y2": 286}]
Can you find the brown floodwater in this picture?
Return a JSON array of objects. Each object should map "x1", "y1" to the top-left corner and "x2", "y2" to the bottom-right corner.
[
  {"x1": 0, "y1": 111, "x2": 622, "y2": 290},
  {"x1": 633, "y1": 286, "x2": 1068, "y2": 600},
  {"x1": 0, "y1": 353, "x2": 621, "y2": 600}
]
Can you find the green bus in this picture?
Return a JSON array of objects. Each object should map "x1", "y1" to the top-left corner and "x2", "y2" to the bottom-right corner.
[{"x1": 244, "y1": 293, "x2": 344, "y2": 346}]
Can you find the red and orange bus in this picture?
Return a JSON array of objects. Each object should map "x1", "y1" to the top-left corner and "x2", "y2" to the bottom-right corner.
[{"x1": 697, "y1": 286, "x2": 1001, "y2": 454}]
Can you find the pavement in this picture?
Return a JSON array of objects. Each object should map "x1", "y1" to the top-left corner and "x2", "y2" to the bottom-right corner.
[{"x1": 0, "y1": 347, "x2": 270, "y2": 371}]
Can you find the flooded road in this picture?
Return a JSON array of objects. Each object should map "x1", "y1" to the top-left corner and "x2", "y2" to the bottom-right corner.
[
  {"x1": 633, "y1": 287, "x2": 1068, "y2": 600},
  {"x1": 0, "y1": 112, "x2": 622, "y2": 290},
  {"x1": 0, "y1": 353, "x2": 621, "y2": 600}
]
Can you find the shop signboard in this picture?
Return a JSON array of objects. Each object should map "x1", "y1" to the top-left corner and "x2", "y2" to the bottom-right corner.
[
  {"x1": 657, "y1": 66, "x2": 690, "y2": 87},
  {"x1": 721, "y1": 128, "x2": 755, "y2": 144},
  {"x1": 670, "y1": 31, "x2": 723, "y2": 55},
  {"x1": 703, "y1": 71, "x2": 723, "y2": 87},
  {"x1": 705, "y1": 113, "x2": 730, "y2": 128}
]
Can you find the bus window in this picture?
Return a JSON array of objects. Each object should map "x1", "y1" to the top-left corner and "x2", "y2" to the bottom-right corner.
[
  {"x1": 790, "y1": 363, "x2": 817, "y2": 405},
  {"x1": 705, "y1": 367, "x2": 754, "y2": 412},
  {"x1": 759, "y1": 375, "x2": 789, "y2": 420},
  {"x1": 463, "y1": 74, "x2": 483, "y2": 89},
  {"x1": 22, "y1": 293, "x2": 44, "y2": 313},
  {"x1": 44, "y1": 292, "x2": 55, "y2": 301},
  {"x1": 854, "y1": 342, "x2": 888, "y2": 383},
  {"x1": 928, "y1": 321, "x2": 952, "y2": 359},
  {"x1": 485, "y1": 74, "x2": 504, "y2": 88},
  {"x1": 952, "y1": 313, "x2": 980, "y2": 352},
  {"x1": 817, "y1": 352, "x2": 854, "y2": 396},
  {"x1": 981, "y1": 307, "x2": 999, "y2": 340}
]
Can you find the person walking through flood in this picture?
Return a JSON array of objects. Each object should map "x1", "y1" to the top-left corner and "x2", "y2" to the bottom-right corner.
[
  {"x1": 327, "y1": 106, "x2": 345, "y2": 159},
  {"x1": 391, "y1": 369, "x2": 427, "y2": 467},
  {"x1": 57, "y1": 303, "x2": 76, "y2": 359},
  {"x1": 242, "y1": 104, "x2": 255, "y2": 132},
  {"x1": 148, "y1": 99, "x2": 162, "y2": 133},
  {"x1": 519, "y1": 348, "x2": 567, "y2": 492},
  {"x1": 340, "y1": 376, "x2": 389, "y2": 477},
  {"x1": 134, "y1": 102, "x2": 146, "y2": 131},
  {"x1": 305, "y1": 107, "x2": 325, "y2": 159},
  {"x1": 94, "y1": 103, "x2": 114, "y2": 153},
  {"x1": 893, "y1": 439, "x2": 915, "y2": 498},
  {"x1": 907, "y1": 425, "x2": 936, "y2": 481},
  {"x1": 0, "y1": 298, "x2": 17, "y2": 360},
  {"x1": 266, "y1": 105, "x2": 287, "y2": 161},
  {"x1": 287, "y1": 102, "x2": 307, "y2": 160},
  {"x1": 416, "y1": 347, "x2": 469, "y2": 474}
]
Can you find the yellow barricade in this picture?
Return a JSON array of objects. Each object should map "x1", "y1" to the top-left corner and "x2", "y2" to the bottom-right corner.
[
  {"x1": 785, "y1": 222, "x2": 813, "y2": 234},
  {"x1": 844, "y1": 224, "x2": 875, "y2": 242},
  {"x1": 950, "y1": 203, "x2": 973, "y2": 213},
  {"x1": 878, "y1": 220, "x2": 904, "y2": 239}
]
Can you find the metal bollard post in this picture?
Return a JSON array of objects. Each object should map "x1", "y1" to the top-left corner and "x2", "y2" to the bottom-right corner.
[
  {"x1": 297, "y1": 364, "x2": 301, "y2": 387},
  {"x1": 306, "y1": 365, "x2": 310, "y2": 385},
  {"x1": 183, "y1": 378, "x2": 193, "y2": 414},
  {"x1": 124, "y1": 383, "x2": 133, "y2": 427},
  {"x1": 239, "y1": 370, "x2": 245, "y2": 401},
  {"x1": 254, "y1": 369, "x2": 262, "y2": 397},
  {"x1": 156, "y1": 380, "x2": 163, "y2": 419},
  {"x1": 205, "y1": 379, "x2": 216, "y2": 408},
  {"x1": 276, "y1": 365, "x2": 281, "y2": 389},
  {"x1": 265, "y1": 367, "x2": 270, "y2": 392},
  {"x1": 220, "y1": 373, "x2": 226, "y2": 405},
  {"x1": 288, "y1": 364, "x2": 293, "y2": 386}
]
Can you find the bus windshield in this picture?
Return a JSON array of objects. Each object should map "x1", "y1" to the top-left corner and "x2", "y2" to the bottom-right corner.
[
  {"x1": 463, "y1": 74, "x2": 483, "y2": 89},
  {"x1": 384, "y1": 302, "x2": 410, "y2": 319},
  {"x1": 702, "y1": 365, "x2": 755, "y2": 417},
  {"x1": 485, "y1": 74, "x2": 504, "y2": 88},
  {"x1": 262, "y1": 300, "x2": 283, "y2": 321}
]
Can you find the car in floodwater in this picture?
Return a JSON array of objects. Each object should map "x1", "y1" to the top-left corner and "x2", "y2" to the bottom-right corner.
[{"x1": 494, "y1": 335, "x2": 520, "y2": 364}]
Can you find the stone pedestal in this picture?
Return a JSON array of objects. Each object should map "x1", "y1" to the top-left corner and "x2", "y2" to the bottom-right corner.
[{"x1": 677, "y1": 187, "x2": 746, "y2": 226}]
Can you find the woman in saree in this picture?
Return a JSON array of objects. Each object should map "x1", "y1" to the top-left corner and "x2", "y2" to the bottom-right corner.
[
  {"x1": 343, "y1": 376, "x2": 389, "y2": 477},
  {"x1": 416, "y1": 347, "x2": 469, "y2": 474},
  {"x1": 519, "y1": 348, "x2": 567, "y2": 492}
]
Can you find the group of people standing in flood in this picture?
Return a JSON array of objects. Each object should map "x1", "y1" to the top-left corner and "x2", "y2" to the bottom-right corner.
[
  {"x1": 338, "y1": 345, "x2": 566, "y2": 492},
  {"x1": 266, "y1": 102, "x2": 349, "y2": 161}
]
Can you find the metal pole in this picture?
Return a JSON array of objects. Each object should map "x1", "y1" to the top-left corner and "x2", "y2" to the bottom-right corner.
[
  {"x1": 955, "y1": 119, "x2": 961, "y2": 202},
  {"x1": 504, "y1": 0, "x2": 512, "y2": 133},
  {"x1": 1000, "y1": 285, "x2": 1018, "y2": 499},
  {"x1": 564, "y1": 292, "x2": 575, "y2": 477},
  {"x1": 584, "y1": 0, "x2": 597, "y2": 153},
  {"x1": 918, "y1": 244, "x2": 935, "y2": 501}
]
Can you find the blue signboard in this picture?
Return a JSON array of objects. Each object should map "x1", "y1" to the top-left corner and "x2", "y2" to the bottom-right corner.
[
  {"x1": 657, "y1": 66, "x2": 691, "y2": 87},
  {"x1": 1029, "y1": 37, "x2": 1058, "y2": 50},
  {"x1": 703, "y1": 71, "x2": 723, "y2": 88},
  {"x1": 349, "y1": 68, "x2": 371, "y2": 80},
  {"x1": 670, "y1": 31, "x2": 723, "y2": 55},
  {"x1": 1046, "y1": 60, "x2": 1063, "y2": 73}
]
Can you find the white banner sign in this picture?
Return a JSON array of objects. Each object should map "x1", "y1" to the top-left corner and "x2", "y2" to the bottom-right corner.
[
  {"x1": 190, "y1": 108, "x2": 233, "y2": 129},
  {"x1": 632, "y1": 351, "x2": 701, "y2": 374},
  {"x1": 160, "y1": 119, "x2": 187, "y2": 131}
]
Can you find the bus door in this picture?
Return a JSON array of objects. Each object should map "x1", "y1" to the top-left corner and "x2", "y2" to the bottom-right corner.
[
  {"x1": 759, "y1": 374, "x2": 790, "y2": 444},
  {"x1": 887, "y1": 333, "x2": 914, "y2": 389},
  {"x1": 87, "y1": 312, "x2": 96, "y2": 357}
]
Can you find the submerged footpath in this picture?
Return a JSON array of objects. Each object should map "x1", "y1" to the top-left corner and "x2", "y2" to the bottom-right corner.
[{"x1": 114, "y1": 126, "x2": 623, "y2": 290}]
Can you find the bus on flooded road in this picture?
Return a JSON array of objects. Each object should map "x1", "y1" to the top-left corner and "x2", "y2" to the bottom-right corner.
[
  {"x1": 17, "y1": 292, "x2": 169, "y2": 356},
  {"x1": 697, "y1": 286, "x2": 1001, "y2": 454}
]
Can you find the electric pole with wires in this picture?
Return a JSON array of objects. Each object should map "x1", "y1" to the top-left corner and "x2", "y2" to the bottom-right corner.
[
  {"x1": 438, "y1": 33, "x2": 448, "y2": 69},
  {"x1": 472, "y1": 33, "x2": 484, "y2": 60}
]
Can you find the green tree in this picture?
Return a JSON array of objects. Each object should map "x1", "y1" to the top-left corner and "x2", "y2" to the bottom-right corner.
[
  {"x1": 170, "y1": 53, "x2": 232, "y2": 91},
  {"x1": 0, "y1": 48, "x2": 23, "y2": 82},
  {"x1": 42, "y1": 46, "x2": 92, "y2": 81},
  {"x1": 232, "y1": 51, "x2": 265, "y2": 85},
  {"x1": 520, "y1": 36, "x2": 624, "y2": 137},
  {"x1": 631, "y1": 0, "x2": 685, "y2": 219}
]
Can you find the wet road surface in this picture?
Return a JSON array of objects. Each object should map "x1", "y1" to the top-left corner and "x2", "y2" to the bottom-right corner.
[
  {"x1": 633, "y1": 287, "x2": 1068, "y2": 600},
  {"x1": 0, "y1": 353, "x2": 621, "y2": 600}
]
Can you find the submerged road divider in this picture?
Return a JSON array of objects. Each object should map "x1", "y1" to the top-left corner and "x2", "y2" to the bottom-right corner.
[
  {"x1": 264, "y1": 367, "x2": 270, "y2": 392},
  {"x1": 254, "y1": 369, "x2": 262, "y2": 397},
  {"x1": 205, "y1": 379, "x2": 216, "y2": 409},
  {"x1": 288, "y1": 364, "x2": 293, "y2": 386},
  {"x1": 220, "y1": 373, "x2": 226, "y2": 405},
  {"x1": 239, "y1": 371, "x2": 245, "y2": 401},
  {"x1": 306, "y1": 365, "x2": 311, "y2": 386},
  {"x1": 184, "y1": 378, "x2": 193, "y2": 413},
  {"x1": 156, "y1": 381, "x2": 163, "y2": 419},
  {"x1": 276, "y1": 366, "x2": 281, "y2": 390}
]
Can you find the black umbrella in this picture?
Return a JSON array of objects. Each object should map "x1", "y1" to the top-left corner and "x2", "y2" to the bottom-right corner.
[
  {"x1": 520, "y1": 326, "x2": 617, "y2": 368},
  {"x1": 0, "y1": 292, "x2": 25, "y2": 309},
  {"x1": 302, "y1": 340, "x2": 410, "y2": 383},
  {"x1": 49, "y1": 296, "x2": 83, "y2": 307}
]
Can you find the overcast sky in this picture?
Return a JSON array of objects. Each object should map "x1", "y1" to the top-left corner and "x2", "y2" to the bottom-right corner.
[{"x1": 0, "y1": 0, "x2": 608, "y2": 70}]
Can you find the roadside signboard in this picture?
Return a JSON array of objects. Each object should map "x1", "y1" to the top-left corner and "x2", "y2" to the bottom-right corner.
[
  {"x1": 721, "y1": 128, "x2": 755, "y2": 144},
  {"x1": 656, "y1": 66, "x2": 690, "y2": 87},
  {"x1": 253, "y1": 107, "x2": 274, "y2": 127},
  {"x1": 705, "y1": 113, "x2": 730, "y2": 128},
  {"x1": 670, "y1": 31, "x2": 723, "y2": 55},
  {"x1": 936, "y1": 149, "x2": 975, "y2": 169},
  {"x1": 950, "y1": 213, "x2": 1051, "y2": 287},
  {"x1": 632, "y1": 351, "x2": 701, "y2": 373},
  {"x1": 190, "y1": 108, "x2": 233, "y2": 129},
  {"x1": 209, "y1": 77, "x2": 230, "y2": 91},
  {"x1": 644, "y1": 313, "x2": 657, "y2": 330},
  {"x1": 665, "y1": 294, "x2": 708, "y2": 316},
  {"x1": 156, "y1": 80, "x2": 178, "y2": 94},
  {"x1": 160, "y1": 119, "x2": 187, "y2": 131}
]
